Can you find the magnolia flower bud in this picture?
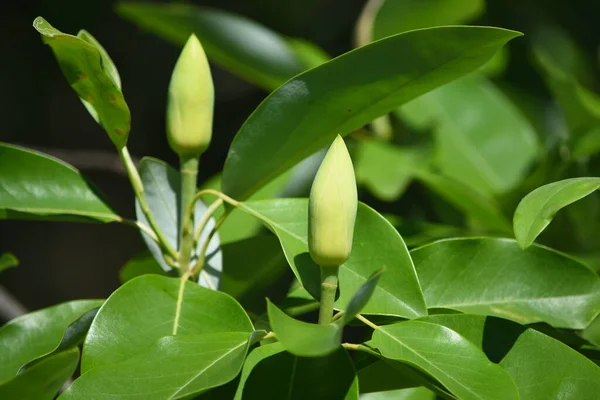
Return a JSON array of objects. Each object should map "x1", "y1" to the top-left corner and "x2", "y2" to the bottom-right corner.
[
  {"x1": 308, "y1": 135, "x2": 358, "y2": 267},
  {"x1": 166, "y1": 34, "x2": 214, "y2": 156}
]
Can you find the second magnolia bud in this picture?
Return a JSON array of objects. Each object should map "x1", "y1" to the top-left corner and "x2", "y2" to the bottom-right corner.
[
  {"x1": 308, "y1": 135, "x2": 358, "y2": 267},
  {"x1": 166, "y1": 34, "x2": 214, "y2": 156}
]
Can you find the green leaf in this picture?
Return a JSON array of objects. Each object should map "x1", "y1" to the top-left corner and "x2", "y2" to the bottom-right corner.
[
  {"x1": 117, "y1": 2, "x2": 307, "y2": 91},
  {"x1": 0, "y1": 253, "x2": 18, "y2": 273},
  {"x1": 401, "y1": 74, "x2": 538, "y2": 195},
  {"x1": 501, "y1": 329, "x2": 600, "y2": 399},
  {"x1": 222, "y1": 26, "x2": 522, "y2": 200},
  {"x1": 582, "y1": 314, "x2": 600, "y2": 347},
  {"x1": 118, "y1": 251, "x2": 168, "y2": 283},
  {"x1": 81, "y1": 275, "x2": 253, "y2": 373},
  {"x1": 0, "y1": 300, "x2": 103, "y2": 384},
  {"x1": 339, "y1": 269, "x2": 383, "y2": 326},
  {"x1": 240, "y1": 199, "x2": 427, "y2": 318},
  {"x1": 0, "y1": 348, "x2": 79, "y2": 400},
  {"x1": 267, "y1": 300, "x2": 342, "y2": 357},
  {"x1": 411, "y1": 238, "x2": 600, "y2": 328},
  {"x1": 355, "y1": 140, "x2": 430, "y2": 202},
  {"x1": 76, "y1": 30, "x2": 121, "y2": 89},
  {"x1": 0, "y1": 143, "x2": 120, "y2": 223},
  {"x1": 415, "y1": 170, "x2": 512, "y2": 233},
  {"x1": 373, "y1": 321, "x2": 519, "y2": 400},
  {"x1": 234, "y1": 343, "x2": 357, "y2": 400},
  {"x1": 62, "y1": 332, "x2": 250, "y2": 400},
  {"x1": 372, "y1": 0, "x2": 484, "y2": 40},
  {"x1": 361, "y1": 387, "x2": 436, "y2": 400},
  {"x1": 33, "y1": 17, "x2": 130, "y2": 148},
  {"x1": 513, "y1": 178, "x2": 600, "y2": 249},
  {"x1": 136, "y1": 157, "x2": 221, "y2": 288}
]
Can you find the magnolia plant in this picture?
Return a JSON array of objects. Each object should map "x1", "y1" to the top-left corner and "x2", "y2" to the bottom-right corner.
[{"x1": 2, "y1": 3, "x2": 600, "y2": 400}]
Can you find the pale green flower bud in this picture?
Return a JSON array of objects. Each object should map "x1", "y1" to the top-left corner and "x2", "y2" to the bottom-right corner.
[
  {"x1": 166, "y1": 34, "x2": 214, "y2": 156},
  {"x1": 308, "y1": 135, "x2": 358, "y2": 267}
]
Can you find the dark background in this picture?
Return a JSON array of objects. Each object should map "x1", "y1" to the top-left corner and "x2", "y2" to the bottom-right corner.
[{"x1": 2, "y1": 0, "x2": 600, "y2": 319}]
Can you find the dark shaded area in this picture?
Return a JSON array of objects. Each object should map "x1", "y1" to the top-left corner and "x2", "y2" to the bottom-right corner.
[{"x1": 2, "y1": 0, "x2": 600, "y2": 318}]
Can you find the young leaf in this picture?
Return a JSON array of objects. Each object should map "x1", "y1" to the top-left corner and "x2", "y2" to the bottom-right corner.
[
  {"x1": 372, "y1": 321, "x2": 519, "y2": 400},
  {"x1": 76, "y1": 30, "x2": 121, "y2": 89},
  {"x1": 267, "y1": 300, "x2": 342, "y2": 357},
  {"x1": 0, "y1": 300, "x2": 103, "y2": 384},
  {"x1": 401, "y1": 74, "x2": 539, "y2": 195},
  {"x1": 118, "y1": 251, "x2": 168, "y2": 283},
  {"x1": 0, "y1": 348, "x2": 79, "y2": 400},
  {"x1": 117, "y1": 2, "x2": 307, "y2": 90},
  {"x1": 81, "y1": 275, "x2": 253, "y2": 373},
  {"x1": 513, "y1": 177, "x2": 600, "y2": 249},
  {"x1": 0, "y1": 253, "x2": 18, "y2": 273},
  {"x1": 61, "y1": 333, "x2": 251, "y2": 400},
  {"x1": 0, "y1": 143, "x2": 120, "y2": 223},
  {"x1": 33, "y1": 17, "x2": 130, "y2": 148},
  {"x1": 222, "y1": 26, "x2": 522, "y2": 200},
  {"x1": 411, "y1": 238, "x2": 600, "y2": 328},
  {"x1": 501, "y1": 329, "x2": 600, "y2": 399},
  {"x1": 136, "y1": 157, "x2": 221, "y2": 288},
  {"x1": 234, "y1": 343, "x2": 356, "y2": 400},
  {"x1": 240, "y1": 199, "x2": 427, "y2": 318},
  {"x1": 339, "y1": 269, "x2": 383, "y2": 326}
]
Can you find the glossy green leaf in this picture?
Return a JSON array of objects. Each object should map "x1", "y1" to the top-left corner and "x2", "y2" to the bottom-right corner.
[
  {"x1": 136, "y1": 157, "x2": 221, "y2": 288},
  {"x1": 234, "y1": 343, "x2": 356, "y2": 400},
  {"x1": 373, "y1": 321, "x2": 519, "y2": 400},
  {"x1": 222, "y1": 26, "x2": 522, "y2": 200},
  {"x1": 267, "y1": 300, "x2": 341, "y2": 357},
  {"x1": 81, "y1": 275, "x2": 252, "y2": 373},
  {"x1": 0, "y1": 348, "x2": 79, "y2": 400},
  {"x1": 361, "y1": 387, "x2": 436, "y2": 400},
  {"x1": 411, "y1": 238, "x2": 600, "y2": 328},
  {"x1": 581, "y1": 314, "x2": 600, "y2": 347},
  {"x1": 220, "y1": 235, "x2": 288, "y2": 311},
  {"x1": 117, "y1": 2, "x2": 307, "y2": 90},
  {"x1": 513, "y1": 178, "x2": 600, "y2": 249},
  {"x1": 76, "y1": 30, "x2": 121, "y2": 89},
  {"x1": 414, "y1": 170, "x2": 512, "y2": 233},
  {"x1": 0, "y1": 143, "x2": 120, "y2": 223},
  {"x1": 62, "y1": 332, "x2": 250, "y2": 400},
  {"x1": 401, "y1": 74, "x2": 538, "y2": 195},
  {"x1": 0, "y1": 253, "x2": 18, "y2": 273},
  {"x1": 33, "y1": 17, "x2": 130, "y2": 148},
  {"x1": 240, "y1": 199, "x2": 427, "y2": 318},
  {"x1": 572, "y1": 126, "x2": 600, "y2": 159},
  {"x1": 118, "y1": 251, "x2": 168, "y2": 283},
  {"x1": 372, "y1": 0, "x2": 484, "y2": 40},
  {"x1": 501, "y1": 329, "x2": 600, "y2": 399},
  {"x1": 0, "y1": 300, "x2": 103, "y2": 384},
  {"x1": 355, "y1": 140, "x2": 430, "y2": 202},
  {"x1": 339, "y1": 269, "x2": 383, "y2": 326}
]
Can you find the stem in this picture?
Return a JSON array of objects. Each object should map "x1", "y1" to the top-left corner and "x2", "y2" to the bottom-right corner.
[
  {"x1": 356, "y1": 314, "x2": 379, "y2": 330},
  {"x1": 318, "y1": 266, "x2": 339, "y2": 324},
  {"x1": 119, "y1": 147, "x2": 178, "y2": 260},
  {"x1": 190, "y1": 188, "x2": 240, "y2": 208},
  {"x1": 178, "y1": 155, "x2": 200, "y2": 275},
  {"x1": 191, "y1": 213, "x2": 226, "y2": 278},
  {"x1": 193, "y1": 198, "x2": 223, "y2": 247},
  {"x1": 121, "y1": 219, "x2": 159, "y2": 244},
  {"x1": 173, "y1": 269, "x2": 192, "y2": 335},
  {"x1": 331, "y1": 310, "x2": 345, "y2": 322}
]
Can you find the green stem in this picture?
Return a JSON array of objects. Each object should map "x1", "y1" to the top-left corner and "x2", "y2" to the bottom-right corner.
[
  {"x1": 318, "y1": 266, "x2": 339, "y2": 324},
  {"x1": 178, "y1": 154, "x2": 200, "y2": 275},
  {"x1": 119, "y1": 147, "x2": 178, "y2": 260}
]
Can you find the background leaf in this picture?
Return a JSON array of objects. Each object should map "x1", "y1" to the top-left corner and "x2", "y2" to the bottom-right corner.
[
  {"x1": 373, "y1": 320, "x2": 519, "y2": 400},
  {"x1": 0, "y1": 348, "x2": 79, "y2": 400},
  {"x1": 0, "y1": 253, "x2": 18, "y2": 273},
  {"x1": 33, "y1": 17, "x2": 130, "y2": 148},
  {"x1": 234, "y1": 343, "x2": 356, "y2": 400},
  {"x1": 222, "y1": 26, "x2": 522, "y2": 200},
  {"x1": 81, "y1": 275, "x2": 253, "y2": 373},
  {"x1": 136, "y1": 157, "x2": 221, "y2": 288},
  {"x1": 118, "y1": 251, "x2": 168, "y2": 283},
  {"x1": 501, "y1": 329, "x2": 600, "y2": 399},
  {"x1": 267, "y1": 300, "x2": 342, "y2": 357},
  {"x1": 240, "y1": 199, "x2": 427, "y2": 318},
  {"x1": 62, "y1": 333, "x2": 250, "y2": 400},
  {"x1": 411, "y1": 238, "x2": 600, "y2": 328},
  {"x1": 0, "y1": 143, "x2": 120, "y2": 223},
  {"x1": 117, "y1": 2, "x2": 309, "y2": 90},
  {"x1": 339, "y1": 269, "x2": 383, "y2": 326},
  {"x1": 513, "y1": 178, "x2": 600, "y2": 249},
  {"x1": 0, "y1": 300, "x2": 102, "y2": 384}
]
